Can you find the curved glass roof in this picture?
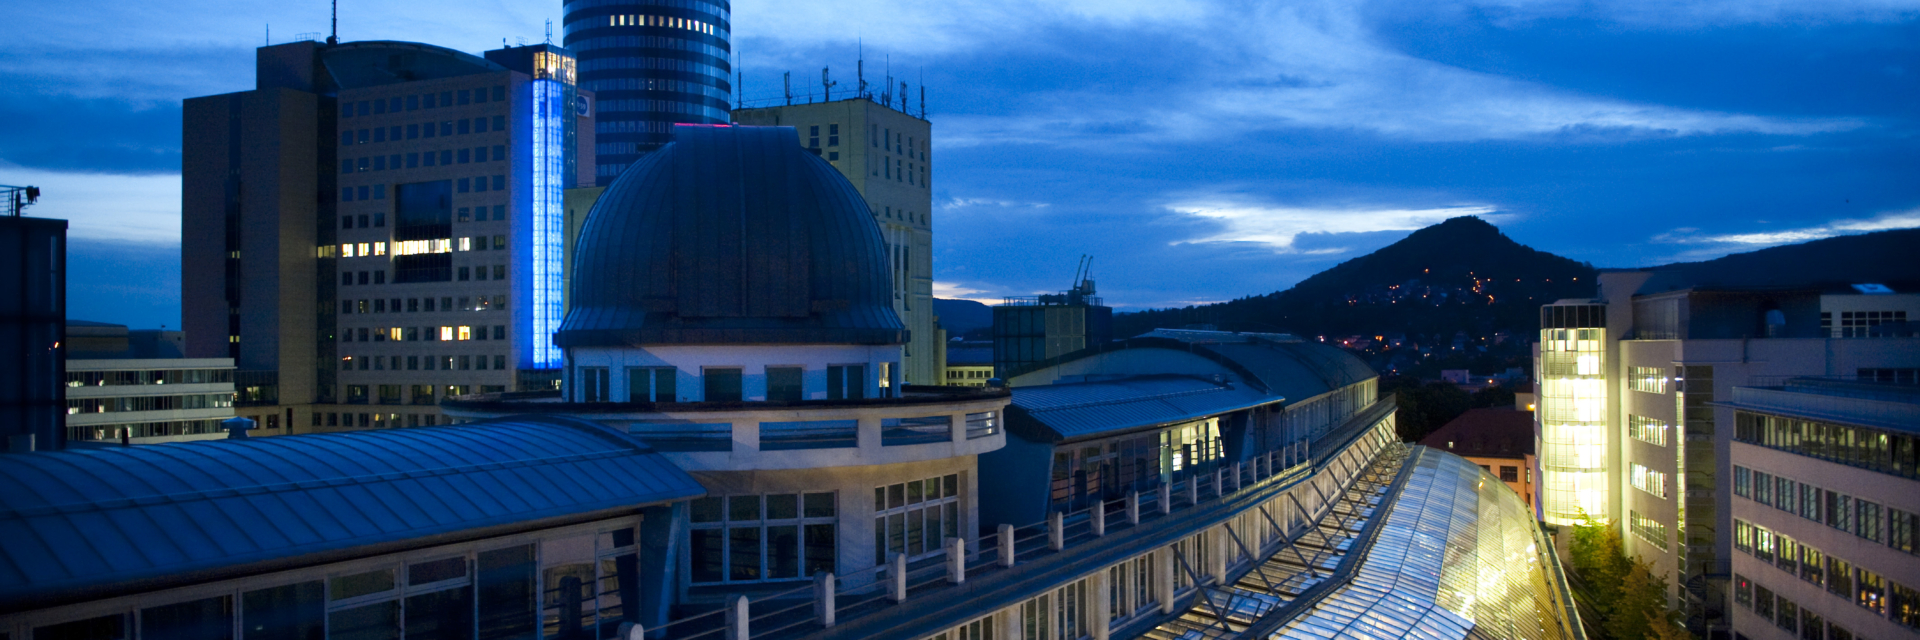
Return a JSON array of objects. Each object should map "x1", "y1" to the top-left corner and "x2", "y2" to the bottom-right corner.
[
  {"x1": 0, "y1": 415, "x2": 704, "y2": 612},
  {"x1": 1275, "y1": 448, "x2": 1582, "y2": 639}
]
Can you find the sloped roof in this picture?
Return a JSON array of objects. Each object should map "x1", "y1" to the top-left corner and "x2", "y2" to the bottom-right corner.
[
  {"x1": 0, "y1": 415, "x2": 703, "y2": 612},
  {"x1": 1419, "y1": 408, "x2": 1534, "y2": 459},
  {"x1": 1203, "y1": 341, "x2": 1375, "y2": 399},
  {"x1": 1008, "y1": 375, "x2": 1282, "y2": 442}
]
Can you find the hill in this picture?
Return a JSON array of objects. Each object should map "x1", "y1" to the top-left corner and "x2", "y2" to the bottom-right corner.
[
  {"x1": 933, "y1": 298, "x2": 993, "y2": 334},
  {"x1": 1112, "y1": 216, "x2": 1597, "y2": 341},
  {"x1": 1641, "y1": 227, "x2": 1920, "y2": 293}
]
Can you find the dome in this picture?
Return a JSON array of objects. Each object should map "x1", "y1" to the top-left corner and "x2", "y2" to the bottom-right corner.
[{"x1": 557, "y1": 125, "x2": 905, "y2": 347}]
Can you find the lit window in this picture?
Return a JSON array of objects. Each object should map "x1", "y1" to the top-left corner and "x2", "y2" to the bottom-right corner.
[
  {"x1": 459, "y1": 237, "x2": 472, "y2": 251},
  {"x1": 341, "y1": 243, "x2": 356, "y2": 257},
  {"x1": 357, "y1": 242, "x2": 370, "y2": 256},
  {"x1": 373, "y1": 242, "x2": 387, "y2": 256},
  {"x1": 439, "y1": 326, "x2": 454, "y2": 341},
  {"x1": 458, "y1": 326, "x2": 472, "y2": 340},
  {"x1": 388, "y1": 328, "x2": 403, "y2": 341}
]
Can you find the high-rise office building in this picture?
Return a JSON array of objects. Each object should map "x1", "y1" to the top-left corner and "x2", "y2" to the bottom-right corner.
[
  {"x1": 562, "y1": 0, "x2": 733, "y2": 184},
  {"x1": 1536, "y1": 272, "x2": 1920, "y2": 631},
  {"x1": 182, "y1": 39, "x2": 594, "y2": 433},
  {"x1": 992, "y1": 277, "x2": 1113, "y2": 380},
  {"x1": 733, "y1": 98, "x2": 938, "y2": 383}
]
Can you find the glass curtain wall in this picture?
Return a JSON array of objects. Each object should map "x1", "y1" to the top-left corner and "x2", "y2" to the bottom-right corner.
[{"x1": 1539, "y1": 304, "x2": 1609, "y2": 526}]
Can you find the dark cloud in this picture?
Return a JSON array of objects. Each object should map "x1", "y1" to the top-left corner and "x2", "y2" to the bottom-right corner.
[{"x1": 0, "y1": 95, "x2": 181, "y2": 173}]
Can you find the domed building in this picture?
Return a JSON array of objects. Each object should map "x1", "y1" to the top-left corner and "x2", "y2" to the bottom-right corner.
[{"x1": 445, "y1": 124, "x2": 1010, "y2": 594}]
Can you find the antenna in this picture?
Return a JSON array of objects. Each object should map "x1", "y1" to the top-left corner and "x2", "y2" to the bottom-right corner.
[
  {"x1": 858, "y1": 39, "x2": 867, "y2": 99},
  {"x1": 545, "y1": 20, "x2": 552, "y2": 44},
  {"x1": 735, "y1": 50, "x2": 742, "y2": 109},
  {"x1": 327, "y1": 0, "x2": 337, "y2": 45},
  {"x1": 266, "y1": 24, "x2": 270, "y2": 46},
  {"x1": 920, "y1": 85, "x2": 927, "y2": 118},
  {"x1": 900, "y1": 81, "x2": 907, "y2": 112},
  {"x1": 783, "y1": 71, "x2": 792, "y2": 106},
  {"x1": 821, "y1": 66, "x2": 836, "y2": 101}
]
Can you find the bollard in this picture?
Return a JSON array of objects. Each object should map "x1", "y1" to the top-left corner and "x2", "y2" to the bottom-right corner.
[
  {"x1": 1234, "y1": 462, "x2": 1244, "y2": 490},
  {"x1": 1091, "y1": 501, "x2": 1106, "y2": 537},
  {"x1": 1213, "y1": 469, "x2": 1223, "y2": 497},
  {"x1": 890, "y1": 553, "x2": 908, "y2": 602},
  {"x1": 998, "y1": 523, "x2": 1016, "y2": 567},
  {"x1": 617, "y1": 622, "x2": 644, "y2": 640},
  {"x1": 1158, "y1": 483, "x2": 1172, "y2": 515},
  {"x1": 1048, "y1": 510, "x2": 1065, "y2": 551},
  {"x1": 814, "y1": 572, "x2": 837, "y2": 627},
  {"x1": 728, "y1": 595, "x2": 750, "y2": 640},
  {"x1": 1126, "y1": 491, "x2": 1141, "y2": 525},
  {"x1": 946, "y1": 537, "x2": 967, "y2": 584},
  {"x1": 1187, "y1": 477, "x2": 1199, "y2": 506}
]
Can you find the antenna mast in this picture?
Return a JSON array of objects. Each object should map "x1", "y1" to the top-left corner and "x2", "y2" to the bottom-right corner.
[
  {"x1": 821, "y1": 66, "x2": 836, "y2": 102},
  {"x1": 545, "y1": 20, "x2": 552, "y2": 44},
  {"x1": 327, "y1": 0, "x2": 338, "y2": 45},
  {"x1": 783, "y1": 71, "x2": 792, "y2": 105}
]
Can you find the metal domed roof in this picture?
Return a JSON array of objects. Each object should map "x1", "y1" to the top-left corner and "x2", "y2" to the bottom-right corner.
[{"x1": 557, "y1": 124, "x2": 905, "y2": 347}]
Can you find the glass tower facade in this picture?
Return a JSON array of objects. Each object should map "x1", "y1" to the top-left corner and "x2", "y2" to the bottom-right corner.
[
  {"x1": 1539, "y1": 303, "x2": 1610, "y2": 526},
  {"x1": 561, "y1": 0, "x2": 733, "y2": 185}
]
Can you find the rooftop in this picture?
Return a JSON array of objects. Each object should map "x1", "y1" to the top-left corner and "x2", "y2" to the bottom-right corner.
[
  {"x1": 1419, "y1": 408, "x2": 1535, "y2": 459},
  {"x1": 0, "y1": 415, "x2": 703, "y2": 612},
  {"x1": 1008, "y1": 375, "x2": 1281, "y2": 442}
]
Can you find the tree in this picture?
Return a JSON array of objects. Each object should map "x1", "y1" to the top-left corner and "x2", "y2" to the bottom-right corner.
[
  {"x1": 1568, "y1": 513, "x2": 1629, "y2": 613},
  {"x1": 1606, "y1": 559, "x2": 1676, "y2": 640}
]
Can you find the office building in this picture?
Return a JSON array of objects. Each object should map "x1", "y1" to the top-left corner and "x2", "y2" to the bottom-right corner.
[
  {"x1": 993, "y1": 277, "x2": 1113, "y2": 379},
  {"x1": 4, "y1": 124, "x2": 1582, "y2": 640},
  {"x1": 944, "y1": 340, "x2": 993, "y2": 387},
  {"x1": 63, "y1": 321, "x2": 236, "y2": 444},
  {"x1": 0, "y1": 214, "x2": 65, "y2": 452},
  {"x1": 1422, "y1": 407, "x2": 1538, "y2": 512},
  {"x1": 733, "y1": 98, "x2": 938, "y2": 384},
  {"x1": 1536, "y1": 272, "x2": 1920, "y2": 630},
  {"x1": 562, "y1": 0, "x2": 732, "y2": 184},
  {"x1": 182, "y1": 39, "x2": 594, "y2": 434},
  {"x1": 1725, "y1": 378, "x2": 1920, "y2": 640}
]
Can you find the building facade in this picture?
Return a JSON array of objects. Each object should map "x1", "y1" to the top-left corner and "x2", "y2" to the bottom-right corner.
[
  {"x1": 0, "y1": 214, "x2": 66, "y2": 452},
  {"x1": 1537, "y1": 272, "x2": 1920, "y2": 632},
  {"x1": 182, "y1": 40, "x2": 595, "y2": 434},
  {"x1": 1725, "y1": 379, "x2": 1920, "y2": 640},
  {"x1": 561, "y1": 0, "x2": 732, "y2": 184},
  {"x1": 1421, "y1": 407, "x2": 1539, "y2": 513},
  {"x1": 63, "y1": 321, "x2": 236, "y2": 444},
  {"x1": 732, "y1": 99, "x2": 938, "y2": 384}
]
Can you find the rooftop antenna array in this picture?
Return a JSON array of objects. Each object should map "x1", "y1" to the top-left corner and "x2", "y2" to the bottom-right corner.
[
  {"x1": 858, "y1": 39, "x2": 868, "y2": 99},
  {"x1": 3, "y1": 185, "x2": 42, "y2": 217},
  {"x1": 821, "y1": 66, "x2": 836, "y2": 102}
]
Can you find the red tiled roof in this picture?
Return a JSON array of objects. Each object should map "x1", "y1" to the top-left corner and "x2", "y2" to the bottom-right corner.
[{"x1": 1420, "y1": 408, "x2": 1534, "y2": 458}]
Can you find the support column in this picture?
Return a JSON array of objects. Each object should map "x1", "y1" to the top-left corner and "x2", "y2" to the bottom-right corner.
[
  {"x1": 1208, "y1": 526, "x2": 1228, "y2": 583},
  {"x1": 1158, "y1": 483, "x2": 1171, "y2": 515},
  {"x1": 890, "y1": 553, "x2": 908, "y2": 602},
  {"x1": 1126, "y1": 491, "x2": 1141, "y2": 525},
  {"x1": 1091, "y1": 500, "x2": 1106, "y2": 537},
  {"x1": 1048, "y1": 511, "x2": 1064, "y2": 551},
  {"x1": 638, "y1": 503, "x2": 684, "y2": 637},
  {"x1": 730, "y1": 421, "x2": 761, "y2": 464},
  {"x1": 946, "y1": 537, "x2": 966, "y2": 584},
  {"x1": 998, "y1": 523, "x2": 1016, "y2": 567},
  {"x1": 1091, "y1": 563, "x2": 1113, "y2": 640},
  {"x1": 1155, "y1": 547, "x2": 1176, "y2": 614}
]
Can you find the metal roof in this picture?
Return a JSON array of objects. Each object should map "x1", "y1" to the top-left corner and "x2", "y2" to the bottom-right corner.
[
  {"x1": 558, "y1": 124, "x2": 904, "y2": 347},
  {"x1": 1201, "y1": 341, "x2": 1375, "y2": 399},
  {"x1": 0, "y1": 415, "x2": 703, "y2": 612},
  {"x1": 1008, "y1": 375, "x2": 1282, "y2": 442}
]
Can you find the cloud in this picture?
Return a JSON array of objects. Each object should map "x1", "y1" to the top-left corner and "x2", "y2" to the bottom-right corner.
[
  {"x1": 0, "y1": 96, "x2": 181, "y2": 173},
  {"x1": 1464, "y1": 0, "x2": 1920, "y2": 28},
  {"x1": 1166, "y1": 194, "x2": 1498, "y2": 252},
  {"x1": 932, "y1": 281, "x2": 1004, "y2": 304},
  {"x1": 0, "y1": 165, "x2": 181, "y2": 244},
  {"x1": 1653, "y1": 207, "x2": 1920, "y2": 249}
]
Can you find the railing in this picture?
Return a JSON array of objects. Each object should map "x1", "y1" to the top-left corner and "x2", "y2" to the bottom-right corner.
[
  {"x1": 964, "y1": 412, "x2": 998, "y2": 440},
  {"x1": 631, "y1": 423, "x2": 733, "y2": 452},
  {"x1": 642, "y1": 401, "x2": 1398, "y2": 640}
]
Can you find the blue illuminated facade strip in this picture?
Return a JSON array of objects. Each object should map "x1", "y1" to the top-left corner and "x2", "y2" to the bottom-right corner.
[{"x1": 531, "y1": 79, "x2": 566, "y2": 369}]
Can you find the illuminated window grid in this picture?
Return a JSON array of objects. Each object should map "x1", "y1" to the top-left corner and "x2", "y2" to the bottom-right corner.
[
  {"x1": 530, "y1": 79, "x2": 566, "y2": 368},
  {"x1": 604, "y1": 13, "x2": 717, "y2": 34},
  {"x1": 1539, "y1": 325, "x2": 1608, "y2": 525}
]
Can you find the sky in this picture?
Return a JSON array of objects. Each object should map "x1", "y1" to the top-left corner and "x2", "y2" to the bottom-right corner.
[{"x1": 2, "y1": 0, "x2": 1917, "y2": 327}]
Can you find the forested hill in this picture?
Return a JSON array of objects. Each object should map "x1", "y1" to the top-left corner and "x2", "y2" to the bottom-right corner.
[{"x1": 1112, "y1": 216, "x2": 1598, "y2": 339}]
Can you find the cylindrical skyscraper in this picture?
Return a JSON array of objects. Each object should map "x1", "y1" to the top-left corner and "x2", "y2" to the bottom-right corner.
[{"x1": 562, "y1": 0, "x2": 732, "y2": 185}]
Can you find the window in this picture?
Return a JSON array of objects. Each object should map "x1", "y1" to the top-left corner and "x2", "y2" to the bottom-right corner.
[
  {"x1": 875, "y1": 475, "x2": 961, "y2": 564},
  {"x1": 1891, "y1": 581, "x2": 1920, "y2": 631},
  {"x1": 1776, "y1": 596, "x2": 1798, "y2": 634},
  {"x1": 1734, "y1": 574, "x2": 1753, "y2": 609},
  {"x1": 1629, "y1": 415, "x2": 1668, "y2": 446},
  {"x1": 1828, "y1": 556, "x2": 1853, "y2": 599},
  {"x1": 537, "y1": 532, "x2": 639, "y2": 639},
  {"x1": 627, "y1": 367, "x2": 677, "y2": 402},
  {"x1": 689, "y1": 493, "x2": 836, "y2": 584},
  {"x1": 1630, "y1": 463, "x2": 1667, "y2": 498},
  {"x1": 1756, "y1": 583, "x2": 1775, "y2": 622},
  {"x1": 826, "y1": 364, "x2": 864, "y2": 400},
  {"x1": 1735, "y1": 466, "x2": 1751, "y2": 498},
  {"x1": 579, "y1": 367, "x2": 610, "y2": 402},
  {"x1": 1500, "y1": 465, "x2": 1519, "y2": 482},
  {"x1": 1630, "y1": 510, "x2": 1670, "y2": 550},
  {"x1": 704, "y1": 368, "x2": 743, "y2": 402},
  {"x1": 1856, "y1": 499, "x2": 1883, "y2": 542},
  {"x1": 1020, "y1": 578, "x2": 1091, "y2": 640},
  {"x1": 1858, "y1": 567, "x2": 1885, "y2": 613},
  {"x1": 1893, "y1": 508, "x2": 1919, "y2": 555},
  {"x1": 1802, "y1": 545, "x2": 1824, "y2": 586},
  {"x1": 767, "y1": 366, "x2": 803, "y2": 402}
]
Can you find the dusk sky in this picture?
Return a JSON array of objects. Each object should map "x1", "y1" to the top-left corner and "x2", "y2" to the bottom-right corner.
[{"x1": 3, "y1": 0, "x2": 1917, "y2": 328}]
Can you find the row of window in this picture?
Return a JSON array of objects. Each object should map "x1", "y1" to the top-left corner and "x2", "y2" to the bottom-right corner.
[
  {"x1": 341, "y1": 236, "x2": 507, "y2": 257},
  {"x1": 342, "y1": 354, "x2": 509, "y2": 373},
  {"x1": 593, "y1": 97, "x2": 729, "y2": 120},
  {"x1": 603, "y1": 13, "x2": 717, "y2": 34},
  {"x1": 1630, "y1": 462, "x2": 1669, "y2": 499},
  {"x1": 341, "y1": 86, "x2": 508, "y2": 118},
  {"x1": 341, "y1": 115, "x2": 507, "y2": 147},
  {"x1": 341, "y1": 380, "x2": 503, "y2": 405},
  {"x1": 316, "y1": 410, "x2": 468, "y2": 428},
  {"x1": 570, "y1": 35, "x2": 730, "y2": 63},
  {"x1": 688, "y1": 492, "x2": 837, "y2": 584},
  {"x1": 875, "y1": 475, "x2": 962, "y2": 565},
  {"x1": 577, "y1": 56, "x2": 727, "y2": 81},
  {"x1": 1629, "y1": 414, "x2": 1669, "y2": 447},
  {"x1": 1734, "y1": 410, "x2": 1920, "y2": 480},
  {"x1": 342, "y1": 148, "x2": 505, "y2": 176},
  {"x1": 1629, "y1": 366, "x2": 1670, "y2": 394},
  {"x1": 576, "y1": 363, "x2": 879, "y2": 403},
  {"x1": 66, "y1": 368, "x2": 232, "y2": 387},
  {"x1": 343, "y1": 265, "x2": 505, "y2": 287},
  {"x1": 342, "y1": 324, "x2": 505, "y2": 343},
  {"x1": 66, "y1": 393, "x2": 234, "y2": 414},
  {"x1": 1735, "y1": 574, "x2": 1874, "y2": 640},
  {"x1": 342, "y1": 295, "x2": 505, "y2": 316},
  {"x1": 1735, "y1": 465, "x2": 1900, "y2": 546},
  {"x1": 68, "y1": 418, "x2": 230, "y2": 442},
  {"x1": 1630, "y1": 510, "x2": 1671, "y2": 550},
  {"x1": 1734, "y1": 517, "x2": 1920, "y2": 629},
  {"x1": 1822, "y1": 310, "x2": 1910, "y2": 338}
]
